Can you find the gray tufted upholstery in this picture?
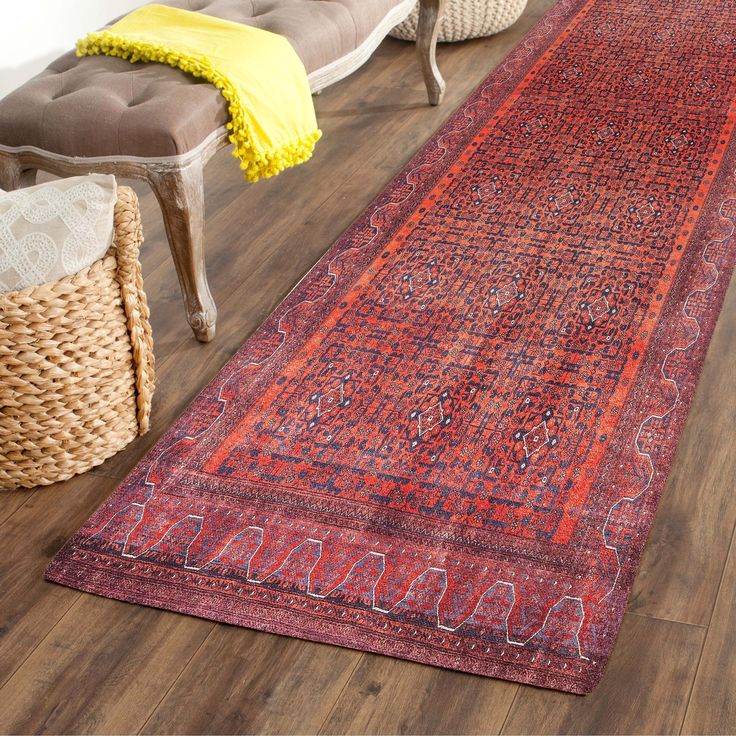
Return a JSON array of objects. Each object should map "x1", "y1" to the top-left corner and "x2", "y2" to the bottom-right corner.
[{"x1": 0, "y1": 0, "x2": 402, "y2": 158}]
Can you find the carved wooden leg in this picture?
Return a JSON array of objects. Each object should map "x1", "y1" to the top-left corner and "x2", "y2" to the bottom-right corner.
[
  {"x1": 0, "y1": 151, "x2": 36, "y2": 190},
  {"x1": 147, "y1": 160, "x2": 217, "y2": 342},
  {"x1": 417, "y1": 0, "x2": 447, "y2": 106}
]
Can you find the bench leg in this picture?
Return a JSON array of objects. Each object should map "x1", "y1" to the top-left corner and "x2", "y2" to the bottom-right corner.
[
  {"x1": 0, "y1": 151, "x2": 37, "y2": 190},
  {"x1": 417, "y1": 0, "x2": 447, "y2": 106},
  {"x1": 148, "y1": 161, "x2": 217, "y2": 343}
]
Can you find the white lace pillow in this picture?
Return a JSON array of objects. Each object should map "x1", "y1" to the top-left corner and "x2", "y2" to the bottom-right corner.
[{"x1": 0, "y1": 174, "x2": 117, "y2": 293}]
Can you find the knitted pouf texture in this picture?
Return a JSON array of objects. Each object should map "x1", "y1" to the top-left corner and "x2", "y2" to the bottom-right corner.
[{"x1": 390, "y1": 0, "x2": 528, "y2": 42}]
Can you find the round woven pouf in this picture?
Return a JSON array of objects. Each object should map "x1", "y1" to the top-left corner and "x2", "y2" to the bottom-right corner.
[{"x1": 391, "y1": 0, "x2": 528, "y2": 42}]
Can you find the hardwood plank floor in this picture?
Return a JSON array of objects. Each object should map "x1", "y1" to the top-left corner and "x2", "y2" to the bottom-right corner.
[
  {"x1": 501, "y1": 614, "x2": 706, "y2": 736},
  {"x1": 681, "y1": 527, "x2": 736, "y2": 735},
  {"x1": 1, "y1": 2, "x2": 734, "y2": 732},
  {"x1": 319, "y1": 655, "x2": 518, "y2": 735},
  {"x1": 141, "y1": 630, "x2": 360, "y2": 735}
]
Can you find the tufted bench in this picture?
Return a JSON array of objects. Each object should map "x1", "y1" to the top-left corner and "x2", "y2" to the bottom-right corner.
[{"x1": 0, "y1": 0, "x2": 446, "y2": 341}]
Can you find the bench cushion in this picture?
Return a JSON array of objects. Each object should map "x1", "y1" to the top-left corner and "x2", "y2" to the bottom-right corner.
[{"x1": 0, "y1": 0, "x2": 402, "y2": 158}]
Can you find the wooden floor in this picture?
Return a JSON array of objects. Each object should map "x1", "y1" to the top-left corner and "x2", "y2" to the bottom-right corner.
[{"x1": 2, "y1": 2, "x2": 735, "y2": 733}]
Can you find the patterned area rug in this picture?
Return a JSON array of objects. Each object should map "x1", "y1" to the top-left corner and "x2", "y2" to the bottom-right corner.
[{"x1": 47, "y1": 0, "x2": 736, "y2": 694}]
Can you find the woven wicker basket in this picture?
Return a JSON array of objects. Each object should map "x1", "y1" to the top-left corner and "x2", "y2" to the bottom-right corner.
[
  {"x1": 391, "y1": 0, "x2": 528, "y2": 42},
  {"x1": 0, "y1": 185, "x2": 155, "y2": 490}
]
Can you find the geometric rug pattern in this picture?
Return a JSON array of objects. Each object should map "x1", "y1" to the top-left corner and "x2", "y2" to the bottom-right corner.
[{"x1": 48, "y1": 0, "x2": 736, "y2": 693}]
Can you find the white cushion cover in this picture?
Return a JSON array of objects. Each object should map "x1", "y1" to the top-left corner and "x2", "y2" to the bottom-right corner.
[{"x1": 0, "y1": 174, "x2": 117, "y2": 293}]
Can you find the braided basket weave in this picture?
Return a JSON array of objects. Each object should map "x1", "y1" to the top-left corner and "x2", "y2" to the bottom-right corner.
[
  {"x1": 0, "y1": 185, "x2": 155, "y2": 490},
  {"x1": 390, "y1": 0, "x2": 528, "y2": 42}
]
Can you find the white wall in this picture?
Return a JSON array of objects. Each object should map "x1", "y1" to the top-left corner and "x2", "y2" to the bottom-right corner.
[{"x1": 0, "y1": 0, "x2": 145, "y2": 98}]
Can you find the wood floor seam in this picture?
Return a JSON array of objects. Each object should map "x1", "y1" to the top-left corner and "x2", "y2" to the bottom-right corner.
[
  {"x1": 0, "y1": 492, "x2": 36, "y2": 532},
  {"x1": 625, "y1": 611, "x2": 709, "y2": 629},
  {"x1": 0, "y1": 591, "x2": 82, "y2": 693},
  {"x1": 497, "y1": 683, "x2": 521, "y2": 736},
  {"x1": 315, "y1": 654, "x2": 365, "y2": 735},
  {"x1": 678, "y1": 520, "x2": 736, "y2": 735},
  {"x1": 136, "y1": 623, "x2": 218, "y2": 735}
]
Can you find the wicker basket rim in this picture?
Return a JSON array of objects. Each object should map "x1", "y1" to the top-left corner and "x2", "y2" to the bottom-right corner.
[{"x1": 0, "y1": 247, "x2": 119, "y2": 303}]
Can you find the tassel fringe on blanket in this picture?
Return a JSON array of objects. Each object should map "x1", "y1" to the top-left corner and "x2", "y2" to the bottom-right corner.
[{"x1": 77, "y1": 4, "x2": 322, "y2": 182}]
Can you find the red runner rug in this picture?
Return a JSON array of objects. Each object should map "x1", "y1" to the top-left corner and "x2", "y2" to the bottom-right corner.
[{"x1": 47, "y1": 0, "x2": 736, "y2": 694}]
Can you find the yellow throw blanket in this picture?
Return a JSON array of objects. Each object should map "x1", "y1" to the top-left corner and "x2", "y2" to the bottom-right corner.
[{"x1": 77, "y1": 4, "x2": 321, "y2": 182}]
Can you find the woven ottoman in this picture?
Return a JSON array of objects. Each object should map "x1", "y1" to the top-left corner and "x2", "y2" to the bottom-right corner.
[
  {"x1": 0, "y1": 0, "x2": 447, "y2": 343},
  {"x1": 392, "y1": 0, "x2": 527, "y2": 42},
  {"x1": 0, "y1": 180, "x2": 155, "y2": 490}
]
